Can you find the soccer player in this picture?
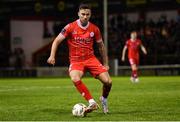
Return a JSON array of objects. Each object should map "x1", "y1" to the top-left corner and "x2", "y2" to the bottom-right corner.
[
  {"x1": 47, "y1": 3, "x2": 112, "y2": 114},
  {"x1": 121, "y1": 31, "x2": 147, "y2": 83}
]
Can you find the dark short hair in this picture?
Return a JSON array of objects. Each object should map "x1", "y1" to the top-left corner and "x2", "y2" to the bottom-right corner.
[
  {"x1": 131, "y1": 31, "x2": 137, "y2": 34},
  {"x1": 79, "y1": 2, "x2": 91, "y2": 10}
]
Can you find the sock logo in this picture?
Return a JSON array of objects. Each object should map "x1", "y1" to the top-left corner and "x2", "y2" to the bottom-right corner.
[{"x1": 81, "y1": 92, "x2": 85, "y2": 96}]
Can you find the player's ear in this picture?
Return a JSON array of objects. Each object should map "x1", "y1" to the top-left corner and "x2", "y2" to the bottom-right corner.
[
  {"x1": 89, "y1": 11, "x2": 92, "y2": 17},
  {"x1": 78, "y1": 11, "x2": 80, "y2": 17}
]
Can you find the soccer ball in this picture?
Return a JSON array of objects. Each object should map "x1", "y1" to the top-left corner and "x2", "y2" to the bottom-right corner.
[{"x1": 72, "y1": 103, "x2": 87, "y2": 117}]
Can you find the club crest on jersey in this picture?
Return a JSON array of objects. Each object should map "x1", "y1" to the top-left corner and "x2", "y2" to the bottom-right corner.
[{"x1": 90, "y1": 32, "x2": 94, "y2": 37}]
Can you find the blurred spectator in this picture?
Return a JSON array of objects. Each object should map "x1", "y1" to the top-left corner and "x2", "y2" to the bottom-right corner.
[
  {"x1": 43, "y1": 21, "x2": 52, "y2": 38},
  {"x1": 9, "y1": 48, "x2": 25, "y2": 69},
  {"x1": 9, "y1": 51, "x2": 16, "y2": 68}
]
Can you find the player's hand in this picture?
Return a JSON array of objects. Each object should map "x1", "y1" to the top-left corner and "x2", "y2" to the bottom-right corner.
[
  {"x1": 47, "y1": 56, "x2": 55, "y2": 65},
  {"x1": 144, "y1": 51, "x2": 147, "y2": 55},
  {"x1": 104, "y1": 65, "x2": 109, "y2": 70},
  {"x1": 121, "y1": 57, "x2": 125, "y2": 62}
]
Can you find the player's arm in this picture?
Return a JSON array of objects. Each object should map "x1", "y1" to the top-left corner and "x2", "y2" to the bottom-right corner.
[
  {"x1": 140, "y1": 44, "x2": 147, "y2": 55},
  {"x1": 96, "y1": 40, "x2": 109, "y2": 70},
  {"x1": 121, "y1": 45, "x2": 127, "y2": 62},
  {"x1": 47, "y1": 33, "x2": 65, "y2": 65}
]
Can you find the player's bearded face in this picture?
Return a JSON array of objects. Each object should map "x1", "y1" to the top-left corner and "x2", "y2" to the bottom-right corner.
[{"x1": 78, "y1": 9, "x2": 91, "y2": 26}]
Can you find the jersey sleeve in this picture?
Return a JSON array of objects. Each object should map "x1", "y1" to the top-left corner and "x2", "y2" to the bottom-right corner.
[
  {"x1": 60, "y1": 24, "x2": 71, "y2": 38},
  {"x1": 125, "y1": 40, "x2": 129, "y2": 47},
  {"x1": 138, "y1": 39, "x2": 142, "y2": 45},
  {"x1": 94, "y1": 27, "x2": 102, "y2": 43}
]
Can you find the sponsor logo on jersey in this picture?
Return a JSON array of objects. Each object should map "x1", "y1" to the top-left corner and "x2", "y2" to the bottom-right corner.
[{"x1": 74, "y1": 37, "x2": 91, "y2": 44}]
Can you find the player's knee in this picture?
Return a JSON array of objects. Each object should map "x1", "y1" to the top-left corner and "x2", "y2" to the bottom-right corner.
[
  {"x1": 131, "y1": 64, "x2": 137, "y2": 70},
  {"x1": 71, "y1": 76, "x2": 81, "y2": 82},
  {"x1": 132, "y1": 67, "x2": 137, "y2": 71},
  {"x1": 103, "y1": 78, "x2": 112, "y2": 86},
  {"x1": 108, "y1": 79, "x2": 112, "y2": 86}
]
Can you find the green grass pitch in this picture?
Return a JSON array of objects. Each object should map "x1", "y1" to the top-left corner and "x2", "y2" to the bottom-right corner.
[{"x1": 0, "y1": 76, "x2": 180, "y2": 121}]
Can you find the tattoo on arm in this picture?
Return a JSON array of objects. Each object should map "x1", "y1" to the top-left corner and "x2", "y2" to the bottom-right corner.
[{"x1": 97, "y1": 41, "x2": 108, "y2": 65}]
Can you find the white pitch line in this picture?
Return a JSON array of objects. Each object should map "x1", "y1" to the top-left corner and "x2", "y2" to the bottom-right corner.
[{"x1": 0, "y1": 86, "x2": 73, "y2": 92}]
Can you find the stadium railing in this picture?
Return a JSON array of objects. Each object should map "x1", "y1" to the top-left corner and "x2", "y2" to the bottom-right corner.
[
  {"x1": 117, "y1": 64, "x2": 180, "y2": 76},
  {"x1": 0, "y1": 64, "x2": 179, "y2": 77}
]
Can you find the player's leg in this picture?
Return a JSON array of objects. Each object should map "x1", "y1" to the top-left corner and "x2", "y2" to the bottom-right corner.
[
  {"x1": 130, "y1": 63, "x2": 139, "y2": 83},
  {"x1": 134, "y1": 57, "x2": 139, "y2": 82},
  {"x1": 86, "y1": 57, "x2": 112, "y2": 113},
  {"x1": 129, "y1": 58, "x2": 138, "y2": 82},
  {"x1": 131, "y1": 64, "x2": 138, "y2": 77},
  {"x1": 96, "y1": 72, "x2": 112, "y2": 113},
  {"x1": 70, "y1": 70, "x2": 98, "y2": 112},
  {"x1": 69, "y1": 63, "x2": 96, "y2": 104}
]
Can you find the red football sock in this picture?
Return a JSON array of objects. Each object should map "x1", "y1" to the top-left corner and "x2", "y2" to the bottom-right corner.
[
  {"x1": 132, "y1": 70, "x2": 138, "y2": 78},
  {"x1": 73, "y1": 80, "x2": 92, "y2": 101}
]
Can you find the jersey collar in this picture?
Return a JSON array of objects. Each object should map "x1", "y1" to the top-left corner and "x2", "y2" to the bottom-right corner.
[
  {"x1": 130, "y1": 39, "x2": 136, "y2": 42},
  {"x1": 77, "y1": 19, "x2": 89, "y2": 30}
]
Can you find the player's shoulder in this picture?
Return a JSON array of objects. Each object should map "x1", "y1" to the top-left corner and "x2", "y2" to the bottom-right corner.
[
  {"x1": 65, "y1": 20, "x2": 77, "y2": 29},
  {"x1": 89, "y1": 22, "x2": 99, "y2": 30},
  {"x1": 136, "y1": 38, "x2": 141, "y2": 41},
  {"x1": 137, "y1": 39, "x2": 142, "y2": 43},
  {"x1": 127, "y1": 39, "x2": 131, "y2": 41},
  {"x1": 125, "y1": 39, "x2": 130, "y2": 45},
  {"x1": 126, "y1": 39, "x2": 131, "y2": 43},
  {"x1": 70, "y1": 20, "x2": 78, "y2": 26}
]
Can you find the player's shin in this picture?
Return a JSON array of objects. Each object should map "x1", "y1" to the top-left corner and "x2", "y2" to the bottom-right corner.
[
  {"x1": 132, "y1": 70, "x2": 138, "y2": 78},
  {"x1": 102, "y1": 82, "x2": 112, "y2": 98},
  {"x1": 101, "y1": 82, "x2": 112, "y2": 113},
  {"x1": 73, "y1": 80, "x2": 92, "y2": 101}
]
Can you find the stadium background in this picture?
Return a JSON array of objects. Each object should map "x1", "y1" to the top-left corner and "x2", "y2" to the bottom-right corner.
[
  {"x1": 0, "y1": 0, "x2": 179, "y2": 76},
  {"x1": 0, "y1": 0, "x2": 180, "y2": 121}
]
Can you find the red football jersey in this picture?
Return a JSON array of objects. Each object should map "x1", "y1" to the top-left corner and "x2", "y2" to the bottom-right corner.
[
  {"x1": 60, "y1": 19, "x2": 102, "y2": 62},
  {"x1": 126, "y1": 39, "x2": 142, "y2": 59}
]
